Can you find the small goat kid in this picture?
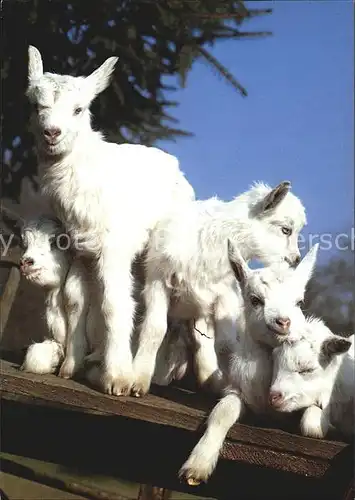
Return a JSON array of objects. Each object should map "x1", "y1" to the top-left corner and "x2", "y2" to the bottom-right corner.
[
  {"x1": 19, "y1": 215, "x2": 96, "y2": 376},
  {"x1": 270, "y1": 320, "x2": 354, "y2": 439},
  {"x1": 132, "y1": 181, "x2": 306, "y2": 397},
  {"x1": 179, "y1": 243, "x2": 319, "y2": 485},
  {"x1": 26, "y1": 46, "x2": 195, "y2": 395}
]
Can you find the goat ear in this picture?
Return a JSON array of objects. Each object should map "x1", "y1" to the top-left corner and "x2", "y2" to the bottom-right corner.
[
  {"x1": 228, "y1": 239, "x2": 249, "y2": 286},
  {"x1": 28, "y1": 45, "x2": 43, "y2": 83},
  {"x1": 86, "y1": 56, "x2": 118, "y2": 96},
  {"x1": 294, "y1": 243, "x2": 319, "y2": 285},
  {"x1": 322, "y1": 336, "x2": 352, "y2": 357},
  {"x1": 261, "y1": 181, "x2": 291, "y2": 213}
]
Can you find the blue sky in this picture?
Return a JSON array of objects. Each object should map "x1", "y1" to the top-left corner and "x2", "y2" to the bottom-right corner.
[{"x1": 159, "y1": 1, "x2": 353, "y2": 262}]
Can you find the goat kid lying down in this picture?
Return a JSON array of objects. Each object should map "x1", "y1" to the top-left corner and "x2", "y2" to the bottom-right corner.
[
  {"x1": 19, "y1": 215, "x2": 189, "y2": 385},
  {"x1": 132, "y1": 181, "x2": 307, "y2": 397},
  {"x1": 179, "y1": 242, "x2": 319, "y2": 485},
  {"x1": 270, "y1": 320, "x2": 354, "y2": 439}
]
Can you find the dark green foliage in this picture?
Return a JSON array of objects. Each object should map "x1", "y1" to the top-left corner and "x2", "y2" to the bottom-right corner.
[
  {"x1": 304, "y1": 250, "x2": 354, "y2": 336},
  {"x1": 1, "y1": 0, "x2": 272, "y2": 201}
]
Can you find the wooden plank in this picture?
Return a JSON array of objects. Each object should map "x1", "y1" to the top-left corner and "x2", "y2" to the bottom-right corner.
[
  {"x1": 0, "y1": 358, "x2": 348, "y2": 480},
  {"x1": 343, "y1": 484, "x2": 354, "y2": 500},
  {"x1": 0, "y1": 472, "x2": 90, "y2": 500},
  {"x1": 0, "y1": 264, "x2": 21, "y2": 340},
  {"x1": 137, "y1": 485, "x2": 171, "y2": 500},
  {"x1": 2, "y1": 398, "x2": 352, "y2": 500},
  {"x1": 0, "y1": 398, "x2": 317, "y2": 499}
]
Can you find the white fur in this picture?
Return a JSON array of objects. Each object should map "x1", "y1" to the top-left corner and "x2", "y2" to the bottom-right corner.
[
  {"x1": 21, "y1": 339, "x2": 64, "y2": 374},
  {"x1": 179, "y1": 244, "x2": 318, "y2": 485},
  {"x1": 19, "y1": 216, "x2": 191, "y2": 386},
  {"x1": 132, "y1": 181, "x2": 307, "y2": 396},
  {"x1": 26, "y1": 46, "x2": 195, "y2": 395},
  {"x1": 19, "y1": 215, "x2": 92, "y2": 376},
  {"x1": 270, "y1": 320, "x2": 354, "y2": 439}
]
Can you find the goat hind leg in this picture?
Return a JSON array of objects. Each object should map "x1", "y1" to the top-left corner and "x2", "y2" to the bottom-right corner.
[
  {"x1": 192, "y1": 316, "x2": 224, "y2": 394},
  {"x1": 131, "y1": 277, "x2": 169, "y2": 397}
]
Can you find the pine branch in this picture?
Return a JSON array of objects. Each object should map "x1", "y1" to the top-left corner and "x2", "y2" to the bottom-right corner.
[{"x1": 196, "y1": 46, "x2": 248, "y2": 96}]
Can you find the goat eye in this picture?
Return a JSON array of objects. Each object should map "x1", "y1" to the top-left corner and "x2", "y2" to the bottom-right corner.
[
  {"x1": 250, "y1": 295, "x2": 264, "y2": 307},
  {"x1": 281, "y1": 227, "x2": 292, "y2": 236},
  {"x1": 74, "y1": 107, "x2": 83, "y2": 115},
  {"x1": 34, "y1": 103, "x2": 47, "y2": 113}
]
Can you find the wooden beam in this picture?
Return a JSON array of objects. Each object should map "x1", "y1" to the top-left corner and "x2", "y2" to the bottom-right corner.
[
  {"x1": 0, "y1": 358, "x2": 348, "y2": 480},
  {"x1": 0, "y1": 263, "x2": 21, "y2": 341},
  {"x1": 137, "y1": 485, "x2": 171, "y2": 500}
]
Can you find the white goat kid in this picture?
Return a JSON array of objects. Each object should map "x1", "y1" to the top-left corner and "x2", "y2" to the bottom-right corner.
[
  {"x1": 270, "y1": 319, "x2": 354, "y2": 439},
  {"x1": 132, "y1": 181, "x2": 306, "y2": 396},
  {"x1": 26, "y1": 46, "x2": 195, "y2": 395},
  {"x1": 19, "y1": 216, "x2": 77, "y2": 374},
  {"x1": 179, "y1": 243, "x2": 319, "y2": 486}
]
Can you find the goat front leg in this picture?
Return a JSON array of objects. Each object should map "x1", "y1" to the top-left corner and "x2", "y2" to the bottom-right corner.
[
  {"x1": 192, "y1": 316, "x2": 224, "y2": 394},
  {"x1": 23, "y1": 290, "x2": 67, "y2": 374},
  {"x1": 131, "y1": 276, "x2": 170, "y2": 397},
  {"x1": 59, "y1": 263, "x2": 90, "y2": 379},
  {"x1": 300, "y1": 405, "x2": 330, "y2": 439},
  {"x1": 58, "y1": 304, "x2": 88, "y2": 379},
  {"x1": 214, "y1": 290, "x2": 240, "y2": 354},
  {"x1": 179, "y1": 392, "x2": 245, "y2": 485},
  {"x1": 99, "y1": 246, "x2": 136, "y2": 396}
]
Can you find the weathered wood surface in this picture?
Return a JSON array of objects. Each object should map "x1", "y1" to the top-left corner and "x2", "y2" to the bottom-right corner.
[
  {"x1": 138, "y1": 485, "x2": 172, "y2": 500},
  {"x1": 0, "y1": 262, "x2": 21, "y2": 340},
  {"x1": 0, "y1": 358, "x2": 349, "y2": 479},
  {"x1": 1, "y1": 451, "x2": 203, "y2": 500},
  {"x1": 1, "y1": 358, "x2": 353, "y2": 499}
]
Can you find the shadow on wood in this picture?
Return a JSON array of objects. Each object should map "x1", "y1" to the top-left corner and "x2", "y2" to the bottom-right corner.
[{"x1": 1, "y1": 357, "x2": 353, "y2": 500}]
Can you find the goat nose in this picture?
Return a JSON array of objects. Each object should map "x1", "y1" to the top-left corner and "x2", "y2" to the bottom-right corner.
[
  {"x1": 269, "y1": 391, "x2": 283, "y2": 406},
  {"x1": 275, "y1": 317, "x2": 291, "y2": 331},
  {"x1": 21, "y1": 257, "x2": 34, "y2": 267},
  {"x1": 44, "y1": 127, "x2": 61, "y2": 139},
  {"x1": 293, "y1": 255, "x2": 301, "y2": 266}
]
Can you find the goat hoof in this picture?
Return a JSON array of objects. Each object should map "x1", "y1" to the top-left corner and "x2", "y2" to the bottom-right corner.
[
  {"x1": 179, "y1": 455, "x2": 215, "y2": 486},
  {"x1": 130, "y1": 385, "x2": 147, "y2": 398},
  {"x1": 131, "y1": 372, "x2": 152, "y2": 397},
  {"x1": 58, "y1": 358, "x2": 77, "y2": 379},
  {"x1": 186, "y1": 477, "x2": 202, "y2": 487},
  {"x1": 179, "y1": 466, "x2": 205, "y2": 487},
  {"x1": 102, "y1": 370, "x2": 134, "y2": 396}
]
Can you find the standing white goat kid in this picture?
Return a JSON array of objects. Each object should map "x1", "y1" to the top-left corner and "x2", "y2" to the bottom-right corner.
[
  {"x1": 179, "y1": 243, "x2": 319, "y2": 485},
  {"x1": 270, "y1": 320, "x2": 354, "y2": 439},
  {"x1": 26, "y1": 46, "x2": 195, "y2": 395},
  {"x1": 132, "y1": 181, "x2": 306, "y2": 397}
]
